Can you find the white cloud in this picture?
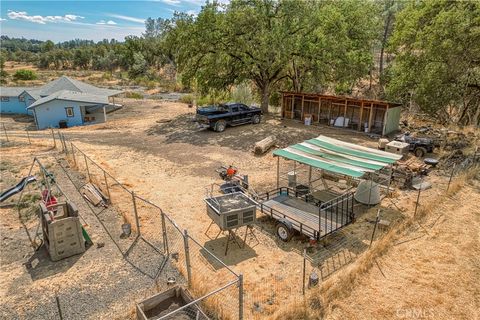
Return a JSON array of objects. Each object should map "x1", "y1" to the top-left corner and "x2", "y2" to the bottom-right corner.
[
  {"x1": 186, "y1": 10, "x2": 198, "y2": 16},
  {"x1": 108, "y1": 14, "x2": 145, "y2": 24},
  {"x1": 7, "y1": 11, "x2": 84, "y2": 24},
  {"x1": 162, "y1": 0, "x2": 181, "y2": 5},
  {"x1": 96, "y1": 20, "x2": 117, "y2": 25},
  {"x1": 0, "y1": 18, "x2": 6, "y2": 22}
]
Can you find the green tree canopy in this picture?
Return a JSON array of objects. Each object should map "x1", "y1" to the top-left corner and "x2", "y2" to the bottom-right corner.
[
  {"x1": 386, "y1": 0, "x2": 480, "y2": 125},
  {"x1": 175, "y1": 0, "x2": 378, "y2": 112}
]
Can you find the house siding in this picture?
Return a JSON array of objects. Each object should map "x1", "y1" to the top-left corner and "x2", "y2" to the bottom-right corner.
[
  {"x1": 33, "y1": 100, "x2": 100, "y2": 129},
  {"x1": 0, "y1": 96, "x2": 28, "y2": 114}
]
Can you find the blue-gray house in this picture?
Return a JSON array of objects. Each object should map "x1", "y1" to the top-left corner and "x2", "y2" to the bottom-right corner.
[
  {"x1": 0, "y1": 86, "x2": 34, "y2": 115},
  {"x1": 1, "y1": 76, "x2": 122, "y2": 129}
]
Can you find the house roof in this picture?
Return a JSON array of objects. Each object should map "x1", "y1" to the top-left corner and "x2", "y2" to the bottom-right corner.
[
  {"x1": 22, "y1": 88, "x2": 43, "y2": 100},
  {"x1": 0, "y1": 86, "x2": 34, "y2": 97},
  {"x1": 273, "y1": 135, "x2": 402, "y2": 178},
  {"x1": 37, "y1": 76, "x2": 122, "y2": 97},
  {"x1": 28, "y1": 90, "x2": 109, "y2": 109}
]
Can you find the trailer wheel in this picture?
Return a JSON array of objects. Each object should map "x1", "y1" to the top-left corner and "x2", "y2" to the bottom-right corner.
[
  {"x1": 252, "y1": 115, "x2": 261, "y2": 124},
  {"x1": 214, "y1": 120, "x2": 226, "y2": 132},
  {"x1": 276, "y1": 222, "x2": 293, "y2": 242},
  {"x1": 414, "y1": 147, "x2": 427, "y2": 158}
]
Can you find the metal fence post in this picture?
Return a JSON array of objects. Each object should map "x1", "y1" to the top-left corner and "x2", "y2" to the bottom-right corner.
[
  {"x1": 414, "y1": 186, "x2": 421, "y2": 217},
  {"x1": 183, "y1": 229, "x2": 192, "y2": 287},
  {"x1": 302, "y1": 248, "x2": 306, "y2": 295},
  {"x1": 131, "y1": 191, "x2": 141, "y2": 236},
  {"x1": 161, "y1": 210, "x2": 169, "y2": 255},
  {"x1": 71, "y1": 143, "x2": 77, "y2": 167},
  {"x1": 2, "y1": 123, "x2": 8, "y2": 142},
  {"x1": 103, "y1": 171, "x2": 111, "y2": 203},
  {"x1": 26, "y1": 130, "x2": 31, "y2": 144},
  {"x1": 238, "y1": 274, "x2": 244, "y2": 320},
  {"x1": 51, "y1": 128, "x2": 56, "y2": 148},
  {"x1": 447, "y1": 164, "x2": 456, "y2": 192},
  {"x1": 83, "y1": 154, "x2": 91, "y2": 181}
]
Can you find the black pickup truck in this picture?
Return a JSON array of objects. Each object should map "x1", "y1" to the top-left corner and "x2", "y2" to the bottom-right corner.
[{"x1": 195, "y1": 102, "x2": 262, "y2": 132}]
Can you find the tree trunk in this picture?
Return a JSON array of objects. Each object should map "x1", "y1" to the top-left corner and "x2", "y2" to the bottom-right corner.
[{"x1": 260, "y1": 85, "x2": 270, "y2": 114}]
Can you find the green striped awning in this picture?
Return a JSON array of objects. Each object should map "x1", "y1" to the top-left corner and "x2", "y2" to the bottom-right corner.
[{"x1": 273, "y1": 135, "x2": 402, "y2": 178}]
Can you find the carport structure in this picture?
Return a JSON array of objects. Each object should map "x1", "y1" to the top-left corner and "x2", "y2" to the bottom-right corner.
[{"x1": 257, "y1": 135, "x2": 401, "y2": 241}]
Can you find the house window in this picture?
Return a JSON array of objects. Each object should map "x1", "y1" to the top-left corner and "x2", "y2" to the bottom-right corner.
[
  {"x1": 65, "y1": 107, "x2": 74, "y2": 117},
  {"x1": 19, "y1": 96, "x2": 25, "y2": 102},
  {"x1": 1, "y1": 97, "x2": 9, "y2": 102}
]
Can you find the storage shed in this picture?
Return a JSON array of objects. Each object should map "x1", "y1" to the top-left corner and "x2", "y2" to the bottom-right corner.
[{"x1": 280, "y1": 92, "x2": 402, "y2": 135}]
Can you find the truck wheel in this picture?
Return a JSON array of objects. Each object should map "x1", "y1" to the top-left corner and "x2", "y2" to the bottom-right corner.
[
  {"x1": 276, "y1": 222, "x2": 293, "y2": 242},
  {"x1": 214, "y1": 120, "x2": 226, "y2": 132},
  {"x1": 414, "y1": 147, "x2": 427, "y2": 158},
  {"x1": 252, "y1": 115, "x2": 261, "y2": 124}
]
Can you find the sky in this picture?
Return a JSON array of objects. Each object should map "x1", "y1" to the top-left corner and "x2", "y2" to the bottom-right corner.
[{"x1": 0, "y1": 0, "x2": 208, "y2": 42}]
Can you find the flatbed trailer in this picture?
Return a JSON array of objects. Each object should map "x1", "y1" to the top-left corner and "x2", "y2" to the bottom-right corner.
[{"x1": 257, "y1": 187, "x2": 355, "y2": 241}]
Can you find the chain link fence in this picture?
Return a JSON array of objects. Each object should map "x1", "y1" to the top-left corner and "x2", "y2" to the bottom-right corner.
[{"x1": 2, "y1": 126, "x2": 244, "y2": 319}]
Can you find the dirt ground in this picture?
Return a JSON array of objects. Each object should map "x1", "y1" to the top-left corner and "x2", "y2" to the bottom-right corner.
[
  {"x1": 326, "y1": 183, "x2": 480, "y2": 320},
  {"x1": 1, "y1": 98, "x2": 479, "y2": 319}
]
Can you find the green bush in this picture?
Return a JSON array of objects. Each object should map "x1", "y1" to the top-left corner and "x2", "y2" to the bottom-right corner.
[
  {"x1": 231, "y1": 82, "x2": 254, "y2": 105},
  {"x1": 13, "y1": 69, "x2": 38, "y2": 81},
  {"x1": 196, "y1": 89, "x2": 231, "y2": 106},
  {"x1": 125, "y1": 91, "x2": 143, "y2": 99},
  {"x1": 179, "y1": 94, "x2": 195, "y2": 104}
]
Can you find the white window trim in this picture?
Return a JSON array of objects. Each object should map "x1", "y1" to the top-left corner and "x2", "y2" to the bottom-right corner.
[{"x1": 65, "y1": 107, "x2": 74, "y2": 117}]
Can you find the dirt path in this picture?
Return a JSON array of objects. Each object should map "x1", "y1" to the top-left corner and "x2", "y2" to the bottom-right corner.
[{"x1": 325, "y1": 183, "x2": 480, "y2": 320}]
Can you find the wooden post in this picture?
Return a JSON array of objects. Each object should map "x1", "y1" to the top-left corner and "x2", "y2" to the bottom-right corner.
[
  {"x1": 359, "y1": 102, "x2": 364, "y2": 131},
  {"x1": 280, "y1": 94, "x2": 284, "y2": 118},
  {"x1": 382, "y1": 105, "x2": 388, "y2": 135},
  {"x1": 327, "y1": 101, "x2": 332, "y2": 125},
  {"x1": 368, "y1": 103, "x2": 374, "y2": 133},
  {"x1": 291, "y1": 95, "x2": 295, "y2": 119},
  {"x1": 317, "y1": 98, "x2": 321, "y2": 123},
  {"x1": 343, "y1": 99, "x2": 347, "y2": 127},
  {"x1": 301, "y1": 95, "x2": 305, "y2": 121},
  {"x1": 26, "y1": 129, "x2": 31, "y2": 144}
]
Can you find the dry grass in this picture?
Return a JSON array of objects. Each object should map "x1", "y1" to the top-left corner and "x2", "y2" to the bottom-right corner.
[{"x1": 272, "y1": 165, "x2": 479, "y2": 320}]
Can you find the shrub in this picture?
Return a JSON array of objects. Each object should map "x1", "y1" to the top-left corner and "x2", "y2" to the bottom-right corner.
[
  {"x1": 13, "y1": 69, "x2": 38, "y2": 81},
  {"x1": 125, "y1": 91, "x2": 143, "y2": 99},
  {"x1": 179, "y1": 94, "x2": 195, "y2": 104},
  {"x1": 231, "y1": 82, "x2": 254, "y2": 105}
]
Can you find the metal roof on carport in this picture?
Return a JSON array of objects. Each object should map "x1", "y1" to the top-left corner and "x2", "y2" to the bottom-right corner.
[{"x1": 273, "y1": 135, "x2": 402, "y2": 178}]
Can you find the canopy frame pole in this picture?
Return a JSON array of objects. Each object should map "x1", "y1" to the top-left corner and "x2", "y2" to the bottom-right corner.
[
  {"x1": 308, "y1": 166, "x2": 312, "y2": 191},
  {"x1": 276, "y1": 156, "x2": 280, "y2": 189}
]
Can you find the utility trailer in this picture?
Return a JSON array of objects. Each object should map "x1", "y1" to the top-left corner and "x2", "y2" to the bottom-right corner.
[{"x1": 257, "y1": 187, "x2": 355, "y2": 241}]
